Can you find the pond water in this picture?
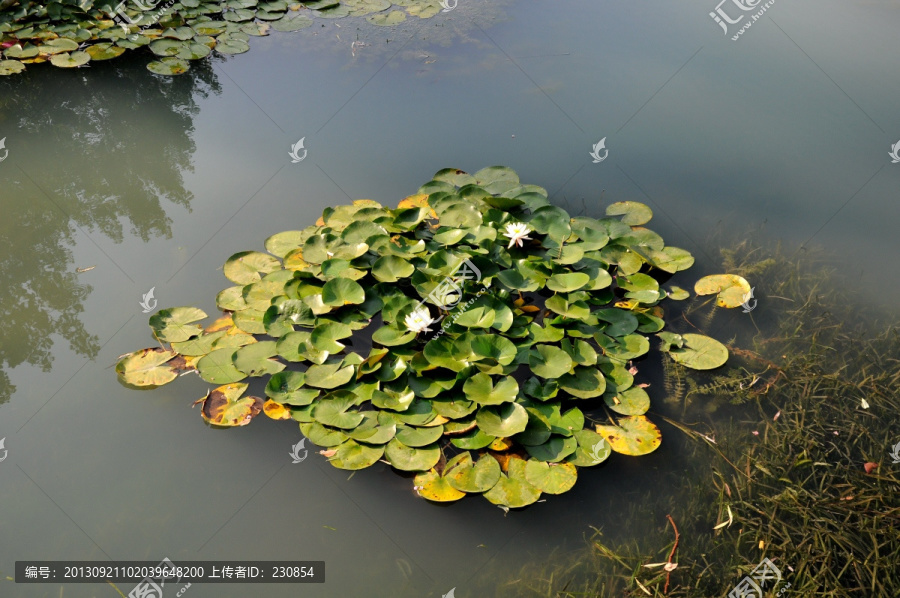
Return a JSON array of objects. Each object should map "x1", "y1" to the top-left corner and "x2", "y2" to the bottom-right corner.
[{"x1": 1, "y1": 0, "x2": 899, "y2": 596}]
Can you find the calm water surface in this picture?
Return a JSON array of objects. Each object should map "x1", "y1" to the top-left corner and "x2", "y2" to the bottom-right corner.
[{"x1": 1, "y1": 0, "x2": 899, "y2": 596}]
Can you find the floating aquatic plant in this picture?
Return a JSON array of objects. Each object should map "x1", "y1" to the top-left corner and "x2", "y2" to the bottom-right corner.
[
  {"x1": 0, "y1": 0, "x2": 448, "y2": 76},
  {"x1": 117, "y1": 166, "x2": 738, "y2": 507}
]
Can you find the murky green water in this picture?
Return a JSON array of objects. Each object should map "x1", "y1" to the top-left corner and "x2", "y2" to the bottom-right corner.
[{"x1": 1, "y1": 0, "x2": 899, "y2": 596}]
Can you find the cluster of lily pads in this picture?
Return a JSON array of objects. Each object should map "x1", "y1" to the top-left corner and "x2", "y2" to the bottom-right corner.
[
  {"x1": 117, "y1": 166, "x2": 737, "y2": 508},
  {"x1": 0, "y1": 0, "x2": 447, "y2": 76}
]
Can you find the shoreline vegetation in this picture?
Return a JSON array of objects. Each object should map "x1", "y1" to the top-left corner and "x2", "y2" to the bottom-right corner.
[{"x1": 479, "y1": 238, "x2": 900, "y2": 597}]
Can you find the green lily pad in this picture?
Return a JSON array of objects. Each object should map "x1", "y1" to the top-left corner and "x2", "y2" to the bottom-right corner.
[
  {"x1": 347, "y1": 413, "x2": 397, "y2": 444},
  {"x1": 665, "y1": 333, "x2": 729, "y2": 370},
  {"x1": 232, "y1": 340, "x2": 285, "y2": 376},
  {"x1": 605, "y1": 386, "x2": 650, "y2": 415},
  {"x1": 595, "y1": 308, "x2": 639, "y2": 337},
  {"x1": 41, "y1": 38, "x2": 79, "y2": 54},
  {"x1": 430, "y1": 395, "x2": 477, "y2": 419},
  {"x1": 667, "y1": 286, "x2": 690, "y2": 300},
  {"x1": 215, "y1": 38, "x2": 251, "y2": 55},
  {"x1": 595, "y1": 415, "x2": 662, "y2": 456},
  {"x1": 568, "y1": 429, "x2": 612, "y2": 466},
  {"x1": 322, "y1": 278, "x2": 365, "y2": 306},
  {"x1": 211, "y1": 332, "x2": 256, "y2": 350},
  {"x1": 408, "y1": 369, "x2": 457, "y2": 398},
  {"x1": 476, "y1": 401, "x2": 528, "y2": 437},
  {"x1": 384, "y1": 439, "x2": 440, "y2": 471},
  {"x1": 115, "y1": 348, "x2": 178, "y2": 387},
  {"x1": 233, "y1": 308, "x2": 267, "y2": 334},
  {"x1": 86, "y1": 43, "x2": 125, "y2": 61},
  {"x1": 216, "y1": 286, "x2": 248, "y2": 311},
  {"x1": 193, "y1": 22, "x2": 229, "y2": 35},
  {"x1": 275, "y1": 330, "x2": 313, "y2": 362},
  {"x1": 197, "y1": 348, "x2": 247, "y2": 384},
  {"x1": 558, "y1": 366, "x2": 606, "y2": 398},
  {"x1": 4, "y1": 44, "x2": 39, "y2": 60},
  {"x1": 414, "y1": 470, "x2": 466, "y2": 502},
  {"x1": 450, "y1": 427, "x2": 495, "y2": 450},
  {"x1": 641, "y1": 247, "x2": 695, "y2": 273},
  {"x1": 298, "y1": 421, "x2": 345, "y2": 446},
  {"x1": 305, "y1": 362, "x2": 356, "y2": 388},
  {"x1": 546, "y1": 272, "x2": 590, "y2": 293},
  {"x1": 224, "y1": 8, "x2": 255, "y2": 21},
  {"x1": 470, "y1": 334, "x2": 517, "y2": 366},
  {"x1": 606, "y1": 201, "x2": 653, "y2": 226},
  {"x1": 545, "y1": 295, "x2": 590, "y2": 320},
  {"x1": 483, "y1": 457, "x2": 541, "y2": 508},
  {"x1": 446, "y1": 452, "x2": 501, "y2": 493},
  {"x1": 463, "y1": 373, "x2": 519, "y2": 405},
  {"x1": 524, "y1": 460, "x2": 577, "y2": 494},
  {"x1": 454, "y1": 305, "x2": 496, "y2": 329},
  {"x1": 372, "y1": 325, "x2": 417, "y2": 346},
  {"x1": 265, "y1": 371, "x2": 319, "y2": 405},
  {"x1": 372, "y1": 255, "x2": 415, "y2": 282},
  {"x1": 367, "y1": 9, "x2": 406, "y2": 25},
  {"x1": 529, "y1": 345, "x2": 574, "y2": 379},
  {"x1": 515, "y1": 405, "x2": 552, "y2": 446},
  {"x1": 313, "y1": 391, "x2": 365, "y2": 429},
  {"x1": 328, "y1": 439, "x2": 384, "y2": 470},
  {"x1": 524, "y1": 435, "x2": 577, "y2": 463},
  {"x1": 171, "y1": 331, "x2": 226, "y2": 356},
  {"x1": 694, "y1": 274, "x2": 751, "y2": 308},
  {"x1": 224, "y1": 251, "x2": 281, "y2": 284},
  {"x1": 371, "y1": 388, "x2": 416, "y2": 412},
  {"x1": 474, "y1": 165, "x2": 520, "y2": 190},
  {"x1": 150, "y1": 307, "x2": 207, "y2": 343},
  {"x1": 548, "y1": 406, "x2": 584, "y2": 437},
  {"x1": 243, "y1": 279, "x2": 286, "y2": 311},
  {"x1": 391, "y1": 399, "x2": 437, "y2": 425},
  {"x1": 395, "y1": 424, "x2": 444, "y2": 447},
  {"x1": 310, "y1": 322, "x2": 353, "y2": 353},
  {"x1": 264, "y1": 230, "x2": 307, "y2": 258},
  {"x1": 147, "y1": 57, "x2": 190, "y2": 76},
  {"x1": 0, "y1": 60, "x2": 25, "y2": 75}
]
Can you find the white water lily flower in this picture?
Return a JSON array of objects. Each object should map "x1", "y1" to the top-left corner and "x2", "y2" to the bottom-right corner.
[
  {"x1": 404, "y1": 305, "x2": 435, "y2": 334},
  {"x1": 503, "y1": 222, "x2": 532, "y2": 248}
]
